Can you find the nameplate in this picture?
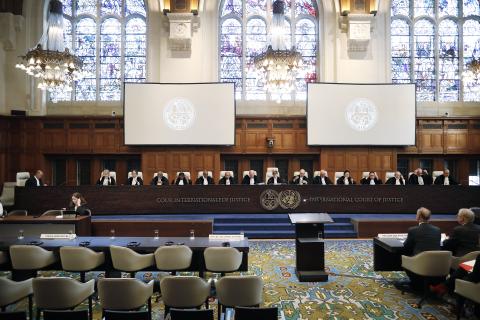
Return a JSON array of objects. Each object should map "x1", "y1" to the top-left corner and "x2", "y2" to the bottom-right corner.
[
  {"x1": 209, "y1": 234, "x2": 245, "y2": 241},
  {"x1": 40, "y1": 233, "x2": 76, "y2": 240},
  {"x1": 378, "y1": 233, "x2": 407, "y2": 239}
]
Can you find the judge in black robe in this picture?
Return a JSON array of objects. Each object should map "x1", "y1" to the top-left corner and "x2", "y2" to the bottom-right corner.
[
  {"x1": 151, "y1": 172, "x2": 169, "y2": 186},
  {"x1": 25, "y1": 170, "x2": 45, "y2": 187},
  {"x1": 360, "y1": 172, "x2": 383, "y2": 185},
  {"x1": 313, "y1": 171, "x2": 332, "y2": 185},
  {"x1": 291, "y1": 169, "x2": 311, "y2": 185},
  {"x1": 195, "y1": 172, "x2": 215, "y2": 185},
  {"x1": 96, "y1": 170, "x2": 116, "y2": 186},
  {"x1": 408, "y1": 168, "x2": 433, "y2": 185},
  {"x1": 385, "y1": 171, "x2": 405, "y2": 185},
  {"x1": 336, "y1": 170, "x2": 355, "y2": 185},
  {"x1": 434, "y1": 169, "x2": 458, "y2": 185},
  {"x1": 219, "y1": 172, "x2": 235, "y2": 185},
  {"x1": 127, "y1": 170, "x2": 143, "y2": 186},
  {"x1": 242, "y1": 170, "x2": 260, "y2": 185},
  {"x1": 267, "y1": 170, "x2": 285, "y2": 185},
  {"x1": 174, "y1": 172, "x2": 191, "y2": 185}
]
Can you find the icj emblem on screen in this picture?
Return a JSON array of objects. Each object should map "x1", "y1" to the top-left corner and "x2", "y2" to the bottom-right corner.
[
  {"x1": 345, "y1": 98, "x2": 378, "y2": 132},
  {"x1": 163, "y1": 98, "x2": 196, "y2": 131}
]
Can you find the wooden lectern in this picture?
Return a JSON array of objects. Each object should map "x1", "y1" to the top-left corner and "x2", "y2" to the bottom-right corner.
[{"x1": 289, "y1": 213, "x2": 333, "y2": 282}]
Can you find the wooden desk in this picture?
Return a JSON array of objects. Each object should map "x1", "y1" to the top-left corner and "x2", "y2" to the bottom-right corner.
[
  {"x1": 13, "y1": 185, "x2": 480, "y2": 215},
  {"x1": 373, "y1": 237, "x2": 405, "y2": 271},
  {"x1": 0, "y1": 216, "x2": 91, "y2": 237},
  {"x1": 0, "y1": 236, "x2": 249, "y2": 279}
]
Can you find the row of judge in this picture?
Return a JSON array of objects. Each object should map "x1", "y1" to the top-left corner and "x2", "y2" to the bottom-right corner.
[{"x1": 396, "y1": 207, "x2": 480, "y2": 292}]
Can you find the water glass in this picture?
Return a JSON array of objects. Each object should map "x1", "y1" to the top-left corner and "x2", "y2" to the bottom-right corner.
[
  {"x1": 110, "y1": 229, "x2": 116, "y2": 239},
  {"x1": 18, "y1": 229, "x2": 24, "y2": 240},
  {"x1": 154, "y1": 229, "x2": 159, "y2": 240},
  {"x1": 189, "y1": 229, "x2": 195, "y2": 239}
]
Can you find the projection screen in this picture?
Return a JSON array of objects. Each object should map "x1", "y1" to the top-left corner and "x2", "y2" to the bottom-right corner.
[
  {"x1": 307, "y1": 83, "x2": 416, "y2": 146},
  {"x1": 124, "y1": 83, "x2": 235, "y2": 145}
]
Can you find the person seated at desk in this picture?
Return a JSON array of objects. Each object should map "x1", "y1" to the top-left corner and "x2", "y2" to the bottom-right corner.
[
  {"x1": 242, "y1": 170, "x2": 259, "y2": 185},
  {"x1": 219, "y1": 171, "x2": 235, "y2": 185},
  {"x1": 385, "y1": 171, "x2": 405, "y2": 185},
  {"x1": 267, "y1": 170, "x2": 285, "y2": 185},
  {"x1": 336, "y1": 170, "x2": 355, "y2": 185},
  {"x1": 68, "y1": 192, "x2": 90, "y2": 216},
  {"x1": 291, "y1": 169, "x2": 310, "y2": 185},
  {"x1": 443, "y1": 208, "x2": 480, "y2": 257},
  {"x1": 151, "y1": 171, "x2": 169, "y2": 186},
  {"x1": 360, "y1": 172, "x2": 383, "y2": 185},
  {"x1": 25, "y1": 170, "x2": 46, "y2": 187},
  {"x1": 127, "y1": 170, "x2": 143, "y2": 186},
  {"x1": 97, "y1": 170, "x2": 115, "y2": 186},
  {"x1": 196, "y1": 170, "x2": 214, "y2": 185},
  {"x1": 313, "y1": 170, "x2": 332, "y2": 185},
  {"x1": 398, "y1": 207, "x2": 441, "y2": 290},
  {"x1": 434, "y1": 169, "x2": 458, "y2": 186},
  {"x1": 431, "y1": 254, "x2": 480, "y2": 295},
  {"x1": 408, "y1": 168, "x2": 433, "y2": 185},
  {"x1": 174, "y1": 172, "x2": 191, "y2": 186}
]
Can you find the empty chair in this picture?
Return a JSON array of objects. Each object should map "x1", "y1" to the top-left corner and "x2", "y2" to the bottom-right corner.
[
  {"x1": 0, "y1": 277, "x2": 33, "y2": 318},
  {"x1": 98, "y1": 278, "x2": 154, "y2": 319},
  {"x1": 451, "y1": 251, "x2": 480, "y2": 270},
  {"x1": 204, "y1": 247, "x2": 242, "y2": 276},
  {"x1": 401, "y1": 251, "x2": 452, "y2": 307},
  {"x1": 16, "y1": 172, "x2": 30, "y2": 187},
  {"x1": 0, "y1": 311, "x2": 27, "y2": 320},
  {"x1": 43, "y1": 310, "x2": 89, "y2": 320},
  {"x1": 454, "y1": 279, "x2": 480, "y2": 320},
  {"x1": 104, "y1": 310, "x2": 150, "y2": 320},
  {"x1": 32, "y1": 277, "x2": 95, "y2": 320},
  {"x1": 169, "y1": 308, "x2": 214, "y2": 320},
  {"x1": 160, "y1": 276, "x2": 210, "y2": 316},
  {"x1": 0, "y1": 182, "x2": 16, "y2": 207},
  {"x1": 216, "y1": 276, "x2": 263, "y2": 320},
  {"x1": 6, "y1": 210, "x2": 28, "y2": 217},
  {"x1": 110, "y1": 245, "x2": 154, "y2": 277},
  {"x1": 60, "y1": 246, "x2": 105, "y2": 282},
  {"x1": 155, "y1": 245, "x2": 192, "y2": 274},
  {"x1": 41, "y1": 210, "x2": 63, "y2": 217},
  {"x1": 9, "y1": 245, "x2": 57, "y2": 276},
  {"x1": 234, "y1": 307, "x2": 278, "y2": 320}
]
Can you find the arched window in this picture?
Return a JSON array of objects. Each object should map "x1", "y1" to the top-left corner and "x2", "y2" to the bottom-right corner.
[
  {"x1": 391, "y1": 0, "x2": 480, "y2": 102},
  {"x1": 51, "y1": 0, "x2": 147, "y2": 102},
  {"x1": 219, "y1": 0, "x2": 319, "y2": 101}
]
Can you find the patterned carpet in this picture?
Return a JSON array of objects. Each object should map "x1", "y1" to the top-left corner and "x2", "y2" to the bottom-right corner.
[{"x1": 3, "y1": 240, "x2": 459, "y2": 320}]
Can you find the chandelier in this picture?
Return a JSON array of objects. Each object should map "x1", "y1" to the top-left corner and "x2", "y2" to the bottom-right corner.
[
  {"x1": 254, "y1": 0, "x2": 303, "y2": 102},
  {"x1": 15, "y1": 0, "x2": 82, "y2": 95},
  {"x1": 463, "y1": 56, "x2": 480, "y2": 93}
]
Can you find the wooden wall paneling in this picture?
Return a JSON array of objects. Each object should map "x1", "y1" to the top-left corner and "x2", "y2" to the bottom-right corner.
[
  {"x1": 93, "y1": 130, "x2": 118, "y2": 153},
  {"x1": 67, "y1": 158, "x2": 77, "y2": 186},
  {"x1": 467, "y1": 120, "x2": 480, "y2": 153},
  {"x1": 445, "y1": 120, "x2": 468, "y2": 154},
  {"x1": 41, "y1": 129, "x2": 67, "y2": 153},
  {"x1": 67, "y1": 126, "x2": 92, "y2": 153},
  {"x1": 417, "y1": 120, "x2": 444, "y2": 153}
]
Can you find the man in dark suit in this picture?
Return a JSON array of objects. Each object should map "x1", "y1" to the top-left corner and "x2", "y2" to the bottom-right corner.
[
  {"x1": 434, "y1": 169, "x2": 458, "y2": 185},
  {"x1": 151, "y1": 171, "x2": 169, "y2": 186},
  {"x1": 443, "y1": 208, "x2": 480, "y2": 257},
  {"x1": 336, "y1": 170, "x2": 355, "y2": 185},
  {"x1": 408, "y1": 168, "x2": 433, "y2": 185},
  {"x1": 267, "y1": 170, "x2": 285, "y2": 185},
  {"x1": 399, "y1": 207, "x2": 441, "y2": 290},
  {"x1": 25, "y1": 170, "x2": 46, "y2": 187},
  {"x1": 385, "y1": 171, "x2": 406, "y2": 185},
  {"x1": 291, "y1": 169, "x2": 311, "y2": 185},
  {"x1": 219, "y1": 171, "x2": 235, "y2": 185},
  {"x1": 127, "y1": 170, "x2": 143, "y2": 186},
  {"x1": 96, "y1": 169, "x2": 116, "y2": 186},
  {"x1": 360, "y1": 172, "x2": 383, "y2": 185},
  {"x1": 313, "y1": 170, "x2": 333, "y2": 185},
  {"x1": 195, "y1": 170, "x2": 214, "y2": 185},
  {"x1": 242, "y1": 170, "x2": 260, "y2": 185}
]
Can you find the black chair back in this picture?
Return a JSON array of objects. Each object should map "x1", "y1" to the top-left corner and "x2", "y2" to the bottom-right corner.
[
  {"x1": 0, "y1": 312, "x2": 27, "y2": 320},
  {"x1": 43, "y1": 310, "x2": 89, "y2": 320},
  {"x1": 170, "y1": 309, "x2": 214, "y2": 320},
  {"x1": 104, "y1": 310, "x2": 150, "y2": 320},
  {"x1": 234, "y1": 307, "x2": 278, "y2": 320}
]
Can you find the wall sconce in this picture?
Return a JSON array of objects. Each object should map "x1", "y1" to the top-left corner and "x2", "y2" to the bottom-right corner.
[
  {"x1": 266, "y1": 137, "x2": 275, "y2": 148},
  {"x1": 162, "y1": 0, "x2": 200, "y2": 15}
]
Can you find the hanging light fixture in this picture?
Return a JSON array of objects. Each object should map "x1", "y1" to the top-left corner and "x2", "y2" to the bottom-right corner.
[
  {"x1": 463, "y1": 56, "x2": 480, "y2": 93},
  {"x1": 15, "y1": 0, "x2": 82, "y2": 95},
  {"x1": 254, "y1": 0, "x2": 303, "y2": 103}
]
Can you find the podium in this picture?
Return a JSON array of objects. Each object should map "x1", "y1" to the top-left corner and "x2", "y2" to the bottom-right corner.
[{"x1": 289, "y1": 213, "x2": 333, "y2": 282}]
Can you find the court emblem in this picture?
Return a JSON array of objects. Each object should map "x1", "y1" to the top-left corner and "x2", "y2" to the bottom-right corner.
[
  {"x1": 278, "y1": 190, "x2": 302, "y2": 210},
  {"x1": 345, "y1": 98, "x2": 378, "y2": 132},
  {"x1": 259, "y1": 189, "x2": 279, "y2": 211},
  {"x1": 163, "y1": 98, "x2": 196, "y2": 131}
]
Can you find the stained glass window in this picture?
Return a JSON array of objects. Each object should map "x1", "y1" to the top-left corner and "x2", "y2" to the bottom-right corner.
[
  {"x1": 219, "y1": 0, "x2": 319, "y2": 101},
  {"x1": 391, "y1": 0, "x2": 480, "y2": 102},
  {"x1": 51, "y1": 0, "x2": 147, "y2": 102}
]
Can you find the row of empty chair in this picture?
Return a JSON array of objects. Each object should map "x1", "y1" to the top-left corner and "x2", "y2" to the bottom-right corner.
[
  {"x1": 3, "y1": 245, "x2": 243, "y2": 280},
  {"x1": 1, "y1": 275, "x2": 270, "y2": 320}
]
